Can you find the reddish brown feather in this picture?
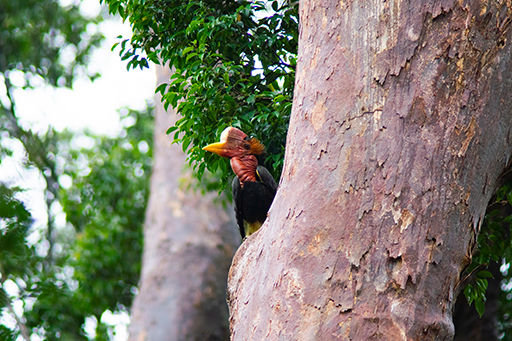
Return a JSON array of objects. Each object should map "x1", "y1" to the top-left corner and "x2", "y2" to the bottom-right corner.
[
  {"x1": 231, "y1": 155, "x2": 258, "y2": 186},
  {"x1": 247, "y1": 138, "x2": 265, "y2": 155}
]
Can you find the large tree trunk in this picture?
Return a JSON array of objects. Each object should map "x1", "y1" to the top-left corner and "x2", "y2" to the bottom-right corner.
[
  {"x1": 128, "y1": 66, "x2": 239, "y2": 341},
  {"x1": 228, "y1": 1, "x2": 512, "y2": 340}
]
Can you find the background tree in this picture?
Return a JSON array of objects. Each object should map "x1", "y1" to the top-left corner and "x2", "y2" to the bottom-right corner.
[
  {"x1": 0, "y1": 0, "x2": 103, "y2": 271},
  {"x1": 127, "y1": 66, "x2": 240, "y2": 341},
  {"x1": 1, "y1": 0, "x2": 102, "y2": 338}
]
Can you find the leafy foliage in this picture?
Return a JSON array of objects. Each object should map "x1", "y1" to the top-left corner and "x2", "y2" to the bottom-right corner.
[
  {"x1": 0, "y1": 107, "x2": 153, "y2": 340},
  {"x1": 26, "y1": 280, "x2": 90, "y2": 341},
  {"x1": 0, "y1": 186, "x2": 32, "y2": 282},
  {"x1": 60, "y1": 107, "x2": 153, "y2": 316},
  {"x1": 0, "y1": 1, "x2": 102, "y2": 338},
  {"x1": 0, "y1": 0, "x2": 154, "y2": 339},
  {"x1": 0, "y1": 0, "x2": 103, "y2": 85},
  {"x1": 463, "y1": 182, "x2": 512, "y2": 328},
  {"x1": 0, "y1": 185, "x2": 79, "y2": 341},
  {"x1": 103, "y1": 0, "x2": 298, "y2": 190}
]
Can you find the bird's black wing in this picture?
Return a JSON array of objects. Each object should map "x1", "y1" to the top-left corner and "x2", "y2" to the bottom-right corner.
[
  {"x1": 232, "y1": 176, "x2": 245, "y2": 239},
  {"x1": 255, "y1": 165, "x2": 278, "y2": 195}
]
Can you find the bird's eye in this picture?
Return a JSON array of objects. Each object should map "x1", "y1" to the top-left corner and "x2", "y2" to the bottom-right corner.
[{"x1": 244, "y1": 143, "x2": 250, "y2": 150}]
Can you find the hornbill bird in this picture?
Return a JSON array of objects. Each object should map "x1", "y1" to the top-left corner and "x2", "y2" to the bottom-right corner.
[{"x1": 203, "y1": 127, "x2": 277, "y2": 239}]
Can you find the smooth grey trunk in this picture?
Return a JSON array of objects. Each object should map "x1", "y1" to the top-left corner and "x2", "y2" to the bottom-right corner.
[
  {"x1": 228, "y1": 1, "x2": 512, "y2": 340},
  {"x1": 128, "y1": 66, "x2": 239, "y2": 341}
]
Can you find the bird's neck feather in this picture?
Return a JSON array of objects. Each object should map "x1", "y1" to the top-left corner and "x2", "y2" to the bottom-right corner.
[{"x1": 231, "y1": 155, "x2": 258, "y2": 186}]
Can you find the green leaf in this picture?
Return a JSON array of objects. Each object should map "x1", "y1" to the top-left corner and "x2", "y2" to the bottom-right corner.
[
  {"x1": 166, "y1": 126, "x2": 179, "y2": 135},
  {"x1": 182, "y1": 46, "x2": 195, "y2": 56},
  {"x1": 475, "y1": 298, "x2": 485, "y2": 317},
  {"x1": 0, "y1": 287, "x2": 9, "y2": 309},
  {"x1": 274, "y1": 95, "x2": 286, "y2": 102},
  {"x1": 155, "y1": 83, "x2": 168, "y2": 95},
  {"x1": 476, "y1": 270, "x2": 493, "y2": 279},
  {"x1": 0, "y1": 325, "x2": 16, "y2": 341},
  {"x1": 148, "y1": 52, "x2": 160, "y2": 64},
  {"x1": 186, "y1": 52, "x2": 198, "y2": 62},
  {"x1": 272, "y1": 0, "x2": 279, "y2": 11}
]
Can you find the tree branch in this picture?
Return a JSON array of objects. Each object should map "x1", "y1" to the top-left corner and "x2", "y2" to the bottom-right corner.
[
  {"x1": 0, "y1": 266, "x2": 30, "y2": 341},
  {"x1": 1, "y1": 73, "x2": 58, "y2": 269}
]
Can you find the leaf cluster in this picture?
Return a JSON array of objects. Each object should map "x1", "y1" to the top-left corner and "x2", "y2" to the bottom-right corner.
[
  {"x1": 0, "y1": 0, "x2": 103, "y2": 86},
  {"x1": 0, "y1": 1, "x2": 154, "y2": 338},
  {"x1": 103, "y1": 0, "x2": 298, "y2": 190},
  {"x1": 0, "y1": 185, "x2": 32, "y2": 282},
  {"x1": 0, "y1": 106, "x2": 153, "y2": 340},
  {"x1": 0, "y1": 184, "x2": 87, "y2": 340},
  {"x1": 60, "y1": 107, "x2": 153, "y2": 317},
  {"x1": 464, "y1": 183, "x2": 512, "y2": 323}
]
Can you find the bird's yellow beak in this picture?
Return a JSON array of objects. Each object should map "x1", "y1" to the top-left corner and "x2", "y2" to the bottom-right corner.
[{"x1": 202, "y1": 141, "x2": 227, "y2": 156}]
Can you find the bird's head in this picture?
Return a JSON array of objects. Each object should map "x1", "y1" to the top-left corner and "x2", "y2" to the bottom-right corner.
[{"x1": 202, "y1": 127, "x2": 265, "y2": 159}]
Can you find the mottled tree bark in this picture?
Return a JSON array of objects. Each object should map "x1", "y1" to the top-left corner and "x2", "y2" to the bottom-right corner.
[
  {"x1": 128, "y1": 66, "x2": 239, "y2": 341},
  {"x1": 228, "y1": 1, "x2": 512, "y2": 340}
]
